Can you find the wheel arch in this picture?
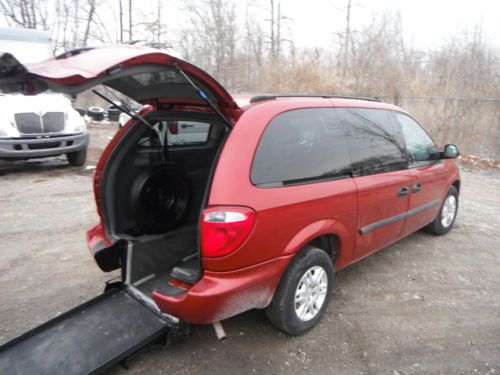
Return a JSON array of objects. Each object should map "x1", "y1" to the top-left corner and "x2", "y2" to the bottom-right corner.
[
  {"x1": 306, "y1": 234, "x2": 340, "y2": 265},
  {"x1": 282, "y1": 219, "x2": 348, "y2": 268}
]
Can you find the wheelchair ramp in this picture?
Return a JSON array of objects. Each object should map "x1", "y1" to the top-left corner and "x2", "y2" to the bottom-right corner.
[{"x1": 0, "y1": 288, "x2": 172, "y2": 375}]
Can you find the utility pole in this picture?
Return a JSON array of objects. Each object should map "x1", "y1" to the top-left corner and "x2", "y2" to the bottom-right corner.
[
  {"x1": 270, "y1": 0, "x2": 275, "y2": 60},
  {"x1": 118, "y1": 0, "x2": 123, "y2": 43},
  {"x1": 343, "y1": 0, "x2": 352, "y2": 77},
  {"x1": 276, "y1": 2, "x2": 281, "y2": 61},
  {"x1": 128, "y1": 0, "x2": 132, "y2": 41},
  {"x1": 157, "y1": 0, "x2": 161, "y2": 45}
]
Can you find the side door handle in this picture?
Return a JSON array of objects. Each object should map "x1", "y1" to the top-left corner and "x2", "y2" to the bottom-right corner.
[
  {"x1": 412, "y1": 183, "x2": 422, "y2": 193},
  {"x1": 397, "y1": 187, "x2": 409, "y2": 197}
]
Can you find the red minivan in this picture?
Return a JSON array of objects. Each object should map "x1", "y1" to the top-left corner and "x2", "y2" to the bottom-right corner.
[{"x1": 1, "y1": 45, "x2": 460, "y2": 336}]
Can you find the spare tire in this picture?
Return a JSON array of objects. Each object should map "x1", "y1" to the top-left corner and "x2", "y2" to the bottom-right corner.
[{"x1": 129, "y1": 164, "x2": 190, "y2": 234}]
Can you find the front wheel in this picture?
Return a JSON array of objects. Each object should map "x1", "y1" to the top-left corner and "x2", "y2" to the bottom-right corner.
[
  {"x1": 266, "y1": 247, "x2": 334, "y2": 335},
  {"x1": 424, "y1": 185, "x2": 458, "y2": 235},
  {"x1": 66, "y1": 149, "x2": 87, "y2": 166}
]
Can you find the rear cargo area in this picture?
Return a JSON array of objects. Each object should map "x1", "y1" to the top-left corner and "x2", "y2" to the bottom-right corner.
[
  {"x1": 102, "y1": 111, "x2": 227, "y2": 300},
  {"x1": 128, "y1": 226, "x2": 199, "y2": 295}
]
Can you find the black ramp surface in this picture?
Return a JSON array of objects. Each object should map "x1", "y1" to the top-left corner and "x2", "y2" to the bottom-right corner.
[{"x1": 0, "y1": 289, "x2": 170, "y2": 375}]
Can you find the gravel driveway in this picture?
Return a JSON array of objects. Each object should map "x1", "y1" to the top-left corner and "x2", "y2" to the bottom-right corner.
[{"x1": 0, "y1": 124, "x2": 499, "y2": 374}]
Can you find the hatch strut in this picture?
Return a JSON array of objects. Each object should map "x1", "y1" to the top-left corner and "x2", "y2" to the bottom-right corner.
[
  {"x1": 174, "y1": 64, "x2": 232, "y2": 130},
  {"x1": 92, "y1": 89, "x2": 152, "y2": 129},
  {"x1": 92, "y1": 89, "x2": 164, "y2": 147}
]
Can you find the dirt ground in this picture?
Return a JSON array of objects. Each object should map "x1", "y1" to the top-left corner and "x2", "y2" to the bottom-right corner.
[{"x1": 0, "y1": 124, "x2": 499, "y2": 375}]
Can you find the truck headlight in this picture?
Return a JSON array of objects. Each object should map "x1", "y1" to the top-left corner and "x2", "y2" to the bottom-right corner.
[
  {"x1": 0, "y1": 116, "x2": 19, "y2": 138},
  {"x1": 66, "y1": 110, "x2": 87, "y2": 133}
]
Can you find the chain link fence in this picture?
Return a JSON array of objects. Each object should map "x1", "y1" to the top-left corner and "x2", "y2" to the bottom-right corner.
[{"x1": 378, "y1": 96, "x2": 500, "y2": 160}]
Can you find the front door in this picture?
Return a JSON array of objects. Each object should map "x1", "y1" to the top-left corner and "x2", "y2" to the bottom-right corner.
[
  {"x1": 338, "y1": 107, "x2": 410, "y2": 260},
  {"x1": 394, "y1": 112, "x2": 449, "y2": 236}
]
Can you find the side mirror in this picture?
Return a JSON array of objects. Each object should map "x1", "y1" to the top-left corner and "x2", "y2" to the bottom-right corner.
[
  {"x1": 75, "y1": 108, "x2": 85, "y2": 117},
  {"x1": 442, "y1": 144, "x2": 459, "y2": 159}
]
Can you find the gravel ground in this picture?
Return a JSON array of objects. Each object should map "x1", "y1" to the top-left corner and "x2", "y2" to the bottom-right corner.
[{"x1": 0, "y1": 124, "x2": 499, "y2": 375}]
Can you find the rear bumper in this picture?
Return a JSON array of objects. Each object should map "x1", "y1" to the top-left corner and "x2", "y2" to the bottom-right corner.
[
  {"x1": 0, "y1": 132, "x2": 89, "y2": 159},
  {"x1": 152, "y1": 255, "x2": 292, "y2": 324}
]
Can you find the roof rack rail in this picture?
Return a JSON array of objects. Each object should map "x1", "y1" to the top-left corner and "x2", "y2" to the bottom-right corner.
[
  {"x1": 55, "y1": 47, "x2": 95, "y2": 60},
  {"x1": 249, "y1": 94, "x2": 381, "y2": 103}
]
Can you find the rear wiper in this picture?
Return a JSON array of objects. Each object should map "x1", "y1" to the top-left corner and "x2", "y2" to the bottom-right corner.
[
  {"x1": 173, "y1": 64, "x2": 232, "y2": 130},
  {"x1": 91, "y1": 89, "x2": 164, "y2": 146}
]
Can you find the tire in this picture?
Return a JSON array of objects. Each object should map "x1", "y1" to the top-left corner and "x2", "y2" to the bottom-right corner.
[
  {"x1": 266, "y1": 246, "x2": 335, "y2": 335},
  {"x1": 107, "y1": 107, "x2": 121, "y2": 122},
  {"x1": 66, "y1": 149, "x2": 87, "y2": 166},
  {"x1": 129, "y1": 164, "x2": 190, "y2": 234},
  {"x1": 87, "y1": 107, "x2": 105, "y2": 121},
  {"x1": 424, "y1": 185, "x2": 459, "y2": 235}
]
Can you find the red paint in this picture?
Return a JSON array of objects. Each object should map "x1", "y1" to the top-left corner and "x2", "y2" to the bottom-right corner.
[
  {"x1": 86, "y1": 222, "x2": 111, "y2": 255},
  {"x1": 153, "y1": 255, "x2": 292, "y2": 324},
  {"x1": 22, "y1": 46, "x2": 460, "y2": 324},
  {"x1": 401, "y1": 160, "x2": 454, "y2": 236},
  {"x1": 353, "y1": 170, "x2": 410, "y2": 259},
  {"x1": 156, "y1": 97, "x2": 459, "y2": 322},
  {"x1": 25, "y1": 45, "x2": 239, "y2": 111}
]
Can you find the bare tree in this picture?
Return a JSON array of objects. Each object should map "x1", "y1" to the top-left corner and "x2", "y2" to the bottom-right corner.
[
  {"x1": 82, "y1": 0, "x2": 96, "y2": 46},
  {"x1": 0, "y1": 0, "x2": 48, "y2": 29},
  {"x1": 180, "y1": 0, "x2": 238, "y2": 87}
]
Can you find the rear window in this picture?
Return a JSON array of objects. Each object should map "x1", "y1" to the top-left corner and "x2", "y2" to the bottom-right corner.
[
  {"x1": 338, "y1": 108, "x2": 407, "y2": 175},
  {"x1": 251, "y1": 108, "x2": 351, "y2": 186},
  {"x1": 158, "y1": 120, "x2": 211, "y2": 146},
  {"x1": 124, "y1": 69, "x2": 184, "y2": 87}
]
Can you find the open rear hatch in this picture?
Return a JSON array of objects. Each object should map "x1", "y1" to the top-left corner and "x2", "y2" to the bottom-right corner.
[
  {"x1": 0, "y1": 45, "x2": 240, "y2": 288},
  {"x1": 0, "y1": 45, "x2": 239, "y2": 112},
  {"x1": 0, "y1": 286, "x2": 184, "y2": 375}
]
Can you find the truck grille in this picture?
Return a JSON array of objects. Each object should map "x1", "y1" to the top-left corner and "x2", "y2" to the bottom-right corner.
[{"x1": 14, "y1": 112, "x2": 65, "y2": 134}]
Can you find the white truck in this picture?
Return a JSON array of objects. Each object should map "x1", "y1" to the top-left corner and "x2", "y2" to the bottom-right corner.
[{"x1": 0, "y1": 27, "x2": 88, "y2": 166}]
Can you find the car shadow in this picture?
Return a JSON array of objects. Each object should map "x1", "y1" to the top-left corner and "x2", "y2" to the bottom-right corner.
[{"x1": 0, "y1": 157, "x2": 81, "y2": 177}]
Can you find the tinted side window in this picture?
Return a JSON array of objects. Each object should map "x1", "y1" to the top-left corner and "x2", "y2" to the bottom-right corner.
[
  {"x1": 251, "y1": 108, "x2": 351, "y2": 186},
  {"x1": 394, "y1": 113, "x2": 437, "y2": 165},
  {"x1": 338, "y1": 108, "x2": 407, "y2": 175}
]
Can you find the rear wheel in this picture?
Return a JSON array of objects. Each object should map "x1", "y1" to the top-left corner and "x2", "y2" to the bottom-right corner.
[
  {"x1": 266, "y1": 247, "x2": 334, "y2": 335},
  {"x1": 66, "y1": 149, "x2": 87, "y2": 166},
  {"x1": 425, "y1": 185, "x2": 458, "y2": 235}
]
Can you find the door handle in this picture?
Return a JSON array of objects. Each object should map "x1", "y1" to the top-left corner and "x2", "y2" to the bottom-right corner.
[
  {"x1": 397, "y1": 187, "x2": 409, "y2": 197},
  {"x1": 412, "y1": 183, "x2": 422, "y2": 193}
]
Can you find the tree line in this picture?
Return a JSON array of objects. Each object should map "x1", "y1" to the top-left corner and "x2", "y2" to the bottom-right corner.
[
  {"x1": 1, "y1": 0, "x2": 499, "y2": 158},
  {"x1": 1, "y1": 0, "x2": 498, "y2": 98}
]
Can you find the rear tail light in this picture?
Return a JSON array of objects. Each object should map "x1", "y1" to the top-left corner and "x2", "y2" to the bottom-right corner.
[
  {"x1": 168, "y1": 121, "x2": 178, "y2": 134},
  {"x1": 201, "y1": 206, "x2": 255, "y2": 258}
]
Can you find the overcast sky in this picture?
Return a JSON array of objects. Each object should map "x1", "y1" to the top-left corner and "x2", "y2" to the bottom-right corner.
[
  {"x1": 277, "y1": 0, "x2": 499, "y2": 49},
  {"x1": 0, "y1": 0, "x2": 498, "y2": 50}
]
